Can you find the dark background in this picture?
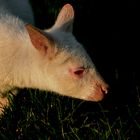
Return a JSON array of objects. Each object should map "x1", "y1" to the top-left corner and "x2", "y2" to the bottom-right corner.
[
  {"x1": 30, "y1": 0, "x2": 139, "y2": 106},
  {"x1": 0, "y1": 0, "x2": 139, "y2": 139}
]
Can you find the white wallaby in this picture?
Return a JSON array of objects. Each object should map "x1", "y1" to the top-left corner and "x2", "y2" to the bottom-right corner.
[{"x1": 0, "y1": 0, "x2": 108, "y2": 113}]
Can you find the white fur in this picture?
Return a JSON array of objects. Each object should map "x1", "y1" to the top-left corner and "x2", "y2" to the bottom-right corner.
[
  {"x1": 0, "y1": 1, "x2": 108, "y2": 110},
  {"x1": 0, "y1": 0, "x2": 34, "y2": 112}
]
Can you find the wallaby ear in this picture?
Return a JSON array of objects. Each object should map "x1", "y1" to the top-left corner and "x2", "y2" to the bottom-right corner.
[
  {"x1": 26, "y1": 24, "x2": 55, "y2": 58},
  {"x1": 54, "y1": 4, "x2": 74, "y2": 32}
]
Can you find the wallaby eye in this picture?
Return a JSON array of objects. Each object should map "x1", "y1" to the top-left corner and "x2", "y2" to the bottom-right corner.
[{"x1": 74, "y1": 67, "x2": 85, "y2": 76}]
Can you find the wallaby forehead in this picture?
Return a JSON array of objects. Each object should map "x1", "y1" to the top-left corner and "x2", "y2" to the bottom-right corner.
[
  {"x1": 48, "y1": 30, "x2": 82, "y2": 52},
  {"x1": 48, "y1": 30, "x2": 94, "y2": 68},
  {"x1": 48, "y1": 29, "x2": 77, "y2": 46}
]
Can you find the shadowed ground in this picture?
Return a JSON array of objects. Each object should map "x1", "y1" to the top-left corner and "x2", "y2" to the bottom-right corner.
[{"x1": 0, "y1": 0, "x2": 139, "y2": 139}]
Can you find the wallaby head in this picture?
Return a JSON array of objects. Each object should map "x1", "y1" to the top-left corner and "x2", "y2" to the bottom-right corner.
[{"x1": 25, "y1": 4, "x2": 109, "y2": 101}]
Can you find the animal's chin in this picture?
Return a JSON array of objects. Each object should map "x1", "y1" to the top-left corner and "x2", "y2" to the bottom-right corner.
[{"x1": 87, "y1": 90, "x2": 105, "y2": 102}]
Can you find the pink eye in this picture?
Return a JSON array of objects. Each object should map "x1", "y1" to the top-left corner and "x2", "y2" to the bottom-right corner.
[
  {"x1": 69, "y1": 67, "x2": 86, "y2": 78},
  {"x1": 74, "y1": 67, "x2": 85, "y2": 77}
]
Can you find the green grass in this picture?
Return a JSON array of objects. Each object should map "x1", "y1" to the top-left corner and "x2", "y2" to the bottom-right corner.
[
  {"x1": 0, "y1": 88, "x2": 139, "y2": 140},
  {"x1": 0, "y1": 1, "x2": 139, "y2": 139}
]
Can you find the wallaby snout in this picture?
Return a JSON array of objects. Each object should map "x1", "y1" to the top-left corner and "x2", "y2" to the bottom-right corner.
[{"x1": 87, "y1": 81, "x2": 109, "y2": 101}]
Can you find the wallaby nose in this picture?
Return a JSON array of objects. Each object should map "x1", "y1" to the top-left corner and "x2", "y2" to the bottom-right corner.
[{"x1": 100, "y1": 83, "x2": 109, "y2": 95}]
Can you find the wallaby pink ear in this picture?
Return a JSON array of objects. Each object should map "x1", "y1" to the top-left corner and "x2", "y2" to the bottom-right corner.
[
  {"x1": 54, "y1": 4, "x2": 74, "y2": 32},
  {"x1": 26, "y1": 24, "x2": 55, "y2": 57}
]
